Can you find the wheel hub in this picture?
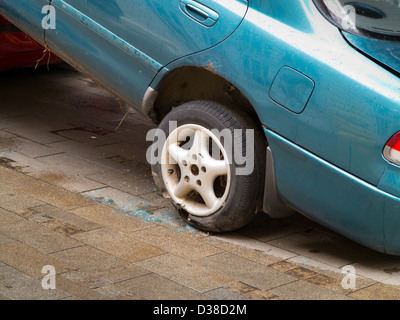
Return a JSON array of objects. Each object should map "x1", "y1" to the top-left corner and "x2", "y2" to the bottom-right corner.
[{"x1": 161, "y1": 124, "x2": 231, "y2": 217}]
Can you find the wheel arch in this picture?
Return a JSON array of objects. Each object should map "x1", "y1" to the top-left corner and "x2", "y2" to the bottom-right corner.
[{"x1": 143, "y1": 66, "x2": 263, "y2": 131}]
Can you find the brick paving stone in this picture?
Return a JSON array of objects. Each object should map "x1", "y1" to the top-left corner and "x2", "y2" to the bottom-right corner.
[
  {"x1": 4, "y1": 126, "x2": 67, "y2": 144},
  {"x1": 134, "y1": 253, "x2": 233, "y2": 293},
  {"x1": 47, "y1": 139, "x2": 117, "y2": 160},
  {"x1": 270, "y1": 279, "x2": 352, "y2": 300},
  {"x1": 222, "y1": 281, "x2": 283, "y2": 300},
  {"x1": 267, "y1": 229, "x2": 366, "y2": 268},
  {"x1": 287, "y1": 255, "x2": 377, "y2": 294},
  {"x1": 206, "y1": 235, "x2": 291, "y2": 266},
  {"x1": 0, "y1": 265, "x2": 71, "y2": 300},
  {"x1": 0, "y1": 207, "x2": 25, "y2": 225},
  {"x1": 243, "y1": 290, "x2": 284, "y2": 300},
  {"x1": 107, "y1": 127, "x2": 153, "y2": 146},
  {"x1": 59, "y1": 270, "x2": 113, "y2": 289},
  {"x1": 90, "y1": 264, "x2": 150, "y2": 284},
  {"x1": 70, "y1": 203, "x2": 150, "y2": 234},
  {"x1": 86, "y1": 170, "x2": 157, "y2": 196},
  {"x1": 0, "y1": 182, "x2": 15, "y2": 195},
  {"x1": 117, "y1": 273, "x2": 208, "y2": 300},
  {"x1": 82, "y1": 187, "x2": 158, "y2": 209},
  {"x1": 224, "y1": 280, "x2": 282, "y2": 300},
  {"x1": 50, "y1": 245, "x2": 128, "y2": 274},
  {"x1": 352, "y1": 257, "x2": 400, "y2": 286},
  {"x1": 269, "y1": 260, "x2": 298, "y2": 272},
  {"x1": 0, "y1": 150, "x2": 49, "y2": 172},
  {"x1": 54, "y1": 274, "x2": 108, "y2": 300},
  {"x1": 0, "y1": 192, "x2": 45, "y2": 212},
  {"x1": 222, "y1": 281, "x2": 258, "y2": 295},
  {"x1": 197, "y1": 252, "x2": 297, "y2": 291},
  {"x1": 15, "y1": 181, "x2": 95, "y2": 210},
  {"x1": 349, "y1": 283, "x2": 400, "y2": 300},
  {"x1": 93, "y1": 282, "x2": 141, "y2": 299},
  {"x1": 130, "y1": 226, "x2": 223, "y2": 260},
  {"x1": 30, "y1": 170, "x2": 107, "y2": 193},
  {"x1": 71, "y1": 227, "x2": 165, "y2": 262},
  {"x1": 98, "y1": 142, "x2": 148, "y2": 162},
  {"x1": 7, "y1": 137, "x2": 60, "y2": 158},
  {"x1": 305, "y1": 273, "x2": 342, "y2": 289},
  {"x1": 0, "y1": 166, "x2": 42, "y2": 189},
  {"x1": 0, "y1": 233, "x2": 14, "y2": 245},
  {"x1": 0, "y1": 219, "x2": 82, "y2": 254},
  {"x1": 0, "y1": 130, "x2": 17, "y2": 139},
  {"x1": 51, "y1": 126, "x2": 118, "y2": 147},
  {"x1": 136, "y1": 190, "x2": 174, "y2": 208},
  {"x1": 0, "y1": 241, "x2": 75, "y2": 279},
  {"x1": 205, "y1": 288, "x2": 250, "y2": 300},
  {"x1": 285, "y1": 266, "x2": 318, "y2": 280},
  {"x1": 30, "y1": 204, "x2": 101, "y2": 232},
  {"x1": 35, "y1": 152, "x2": 109, "y2": 176}
]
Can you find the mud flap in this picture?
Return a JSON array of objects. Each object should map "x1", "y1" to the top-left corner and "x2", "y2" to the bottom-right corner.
[{"x1": 263, "y1": 146, "x2": 294, "y2": 218}]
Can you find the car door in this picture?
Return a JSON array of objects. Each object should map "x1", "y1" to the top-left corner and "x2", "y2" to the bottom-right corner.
[
  {"x1": 48, "y1": 0, "x2": 248, "y2": 107},
  {"x1": 60, "y1": 0, "x2": 248, "y2": 65}
]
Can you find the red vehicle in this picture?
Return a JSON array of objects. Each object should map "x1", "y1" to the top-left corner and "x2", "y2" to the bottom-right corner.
[{"x1": 0, "y1": 16, "x2": 60, "y2": 70}]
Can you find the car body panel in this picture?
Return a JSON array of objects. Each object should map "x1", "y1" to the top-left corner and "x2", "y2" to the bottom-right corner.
[
  {"x1": 265, "y1": 127, "x2": 400, "y2": 254},
  {"x1": 1, "y1": 0, "x2": 400, "y2": 254},
  {"x1": 60, "y1": 0, "x2": 248, "y2": 66},
  {"x1": 342, "y1": 31, "x2": 400, "y2": 75}
]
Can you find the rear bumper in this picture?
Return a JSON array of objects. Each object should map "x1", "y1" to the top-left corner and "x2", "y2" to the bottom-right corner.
[{"x1": 264, "y1": 128, "x2": 400, "y2": 255}]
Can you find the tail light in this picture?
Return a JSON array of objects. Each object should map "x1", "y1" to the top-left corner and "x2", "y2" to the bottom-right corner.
[{"x1": 383, "y1": 132, "x2": 400, "y2": 166}]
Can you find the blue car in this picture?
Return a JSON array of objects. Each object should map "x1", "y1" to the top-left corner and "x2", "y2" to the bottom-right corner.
[{"x1": 1, "y1": 0, "x2": 400, "y2": 254}]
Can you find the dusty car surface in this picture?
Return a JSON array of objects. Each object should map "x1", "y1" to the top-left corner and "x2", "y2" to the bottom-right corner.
[
  {"x1": 0, "y1": 15, "x2": 60, "y2": 70},
  {"x1": 1, "y1": 0, "x2": 400, "y2": 254}
]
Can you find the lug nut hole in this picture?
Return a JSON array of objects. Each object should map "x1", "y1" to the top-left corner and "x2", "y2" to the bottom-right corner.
[{"x1": 191, "y1": 165, "x2": 199, "y2": 176}]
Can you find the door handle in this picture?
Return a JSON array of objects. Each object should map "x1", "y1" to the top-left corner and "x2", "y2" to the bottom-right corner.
[{"x1": 180, "y1": 0, "x2": 219, "y2": 27}]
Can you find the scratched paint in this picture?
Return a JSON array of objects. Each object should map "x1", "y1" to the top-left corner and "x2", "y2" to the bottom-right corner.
[{"x1": 51, "y1": 0, "x2": 163, "y2": 72}]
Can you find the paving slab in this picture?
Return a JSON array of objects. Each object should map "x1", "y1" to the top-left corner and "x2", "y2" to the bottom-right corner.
[
  {"x1": 117, "y1": 273, "x2": 209, "y2": 300},
  {"x1": 71, "y1": 227, "x2": 165, "y2": 262},
  {"x1": 0, "y1": 241, "x2": 75, "y2": 279},
  {"x1": 70, "y1": 203, "x2": 151, "y2": 234},
  {"x1": 130, "y1": 226, "x2": 222, "y2": 260},
  {"x1": 0, "y1": 219, "x2": 82, "y2": 254},
  {"x1": 0, "y1": 265, "x2": 71, "y2": 300},
  {"x1": 270, "y1": 279, "x2": 352, "y2": 300},
  {"x1": 197, "y1": 252, "x2": 297, "y2": 291},
  {"x1": 135, "y1": 253, "x2": 233, "y2": 293},
  {"x1": 29, "y1": 204, "x2": 102, "y2": 232}
]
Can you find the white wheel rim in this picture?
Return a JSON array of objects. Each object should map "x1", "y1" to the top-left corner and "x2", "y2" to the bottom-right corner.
[{"x1": 161, "y1": 124, "x2": 231, "y2": 217}]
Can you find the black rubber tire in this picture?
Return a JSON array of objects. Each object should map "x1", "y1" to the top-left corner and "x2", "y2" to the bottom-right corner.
[{"x1": 151, "y1": 100, "x2": 266, "y2": 233}]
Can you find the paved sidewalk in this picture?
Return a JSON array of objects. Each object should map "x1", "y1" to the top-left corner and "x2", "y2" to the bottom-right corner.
[{"x1": 1, "y1": 65, "x2": 400, "y2": 300}]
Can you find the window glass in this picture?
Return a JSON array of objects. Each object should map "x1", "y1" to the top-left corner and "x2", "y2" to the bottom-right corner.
[{"x1": 314, "y1": 0, "x2": 400, "y2": 41}]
